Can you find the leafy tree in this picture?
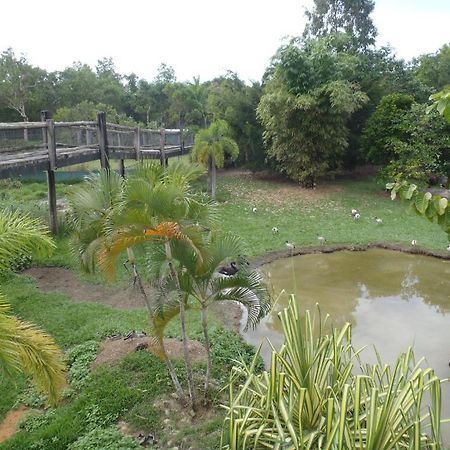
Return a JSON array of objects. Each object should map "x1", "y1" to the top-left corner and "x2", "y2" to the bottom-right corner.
[
  {"x1": 363, "y1": 93, "x2": 450, "y2": 183},
  {"x1": 207, "y1": 72, "x2": 264, "y2": 167},
  {"x1": 222, "y1": 300, "x2": 445, "y2": 449},
  {"x1": 191, "y1": 120, "x2": 239, "y2": 199},
  {"x1": 258, "y1": 37, "x2": 367, "y2": 186},
  {"x1": 303, "y1": 0, "x2": 377, "y2": 50},
  {"x1": 415, "y1": 43, "x2": 450, "y2": 91},
  {"x1": 0, "y1": 210, "x2": 65, "y2": 403}
]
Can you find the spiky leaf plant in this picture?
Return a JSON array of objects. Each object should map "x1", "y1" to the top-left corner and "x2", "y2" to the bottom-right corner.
[{"x1": 222, "y1": 299, "x2": 447, "y2": 449}]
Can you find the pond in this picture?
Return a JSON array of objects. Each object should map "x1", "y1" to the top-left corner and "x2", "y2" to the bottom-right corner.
[{"x1": 242, "y1": 249, "x2": 450, "y2": 442}]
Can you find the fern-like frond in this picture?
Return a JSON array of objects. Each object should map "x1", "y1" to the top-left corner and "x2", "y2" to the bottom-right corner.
[{"x1": 0, "y1": 293, "x2": 66, "y2": 404}]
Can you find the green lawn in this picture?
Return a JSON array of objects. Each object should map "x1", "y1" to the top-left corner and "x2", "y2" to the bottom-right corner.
[{"x1": 0, "y1": 169, "x2": 447, "y2": 449}]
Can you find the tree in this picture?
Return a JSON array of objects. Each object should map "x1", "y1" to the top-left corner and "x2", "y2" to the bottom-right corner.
[
  {"x1": 191, "y1": 120, "x2": 239, "y2": 199},
  {"x1": 222, "y1": 300, "x2": 445, "y2": 448},
  {"x1": 303, "y1": 0, "x2": 377, "y2": 50},
  {"x1": 258, "y1": 37, "x2": 367, "y2": 186},
  {"x1": 0, "y1": 210, "x2": 65, "y2": 403},
  {"x1": 68, "y1": 162, "x2": 217, "y2": 406},
  {"x1": 415, "y1": 43, "x2": 450, "y2": 91},
  {"x1": 148, "y1": 233, "x2": 270, "y2": 390},
  {"x1": 363, "y1": 93, "x2": 450, "y2": 184}
]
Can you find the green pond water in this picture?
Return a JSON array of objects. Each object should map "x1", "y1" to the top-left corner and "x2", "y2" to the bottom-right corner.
[{"x1": 243, "y1": 249, "x2": 450, "y2": 442}]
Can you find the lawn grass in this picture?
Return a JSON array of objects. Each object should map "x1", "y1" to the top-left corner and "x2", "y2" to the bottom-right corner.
[{"x1": 0, "y1": 169, "x2": 447, "y2": 449}]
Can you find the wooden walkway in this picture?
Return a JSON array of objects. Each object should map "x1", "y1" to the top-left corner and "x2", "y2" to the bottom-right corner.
[
  {"x1": 0, "y1": 112, "x2": 194, "y2": 233},
  {"x1": 0, "y1": 112, "x2": 193, "y2": 178}
]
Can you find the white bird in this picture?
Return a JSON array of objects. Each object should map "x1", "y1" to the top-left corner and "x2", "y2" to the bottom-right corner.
[
  {"x1": 411, "y1": 239, "x2": 417, "y2": 246},
  {"x1": 317, "y1": 236, "x2": 326, "y2": 245},
  {"x1": 272, "y1": 226, "x2": 279, "y2": 234},
  {"x1": 354, "y1": 213, "x2": 361, "y2": 220},
  {"x1": 285, "y1": 241, "x2": 295, "y2": 250},
  {"x1": 374, "y1": 217, "x2": 383, "y2": 225},
  {"x1": 252, "y1": 207, "x2": 257, "y2": 213},
  {"x1": 447, "y1": 245, "x2": 450, "y2": 252},
  {"x1": 351, "y1": 208, "x2": 359, "y2": 215}
]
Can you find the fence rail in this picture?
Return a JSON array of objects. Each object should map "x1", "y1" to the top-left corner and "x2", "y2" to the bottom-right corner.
[{"x1": 0, "y1": 111, "x2": 195, "y2": 233}]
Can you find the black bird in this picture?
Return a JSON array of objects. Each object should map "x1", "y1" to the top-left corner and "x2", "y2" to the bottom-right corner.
[{"x1": 218, "y1": 261, "x2": 238, "y2": 276}]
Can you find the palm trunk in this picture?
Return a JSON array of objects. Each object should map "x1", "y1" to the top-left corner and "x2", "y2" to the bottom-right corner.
[
  {"x1": 211, "y1": 154, "x2": 217, "y2": 200},
  {"x1": 165, "y1": 241, "x2": 196, "y2": 408},
  {"x1": 127, "y1": 248, "x2": 185, "y2": 400},
  {"x1": 201, "y1": 304, "x2": 212, "y2": 391}
]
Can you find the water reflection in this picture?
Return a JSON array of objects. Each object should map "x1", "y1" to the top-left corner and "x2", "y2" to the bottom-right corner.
[{"x1": 243, "y1": 249, "x2": 450, "y2": 442}]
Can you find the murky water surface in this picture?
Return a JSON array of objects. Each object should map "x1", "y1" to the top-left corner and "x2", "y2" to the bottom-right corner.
[{"x1": 243, "y1": 249, "x2": 450, "y2": 441}]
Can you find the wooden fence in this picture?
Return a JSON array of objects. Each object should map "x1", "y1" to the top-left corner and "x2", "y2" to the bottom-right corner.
[{"x1": 0, "y1": 111, "x2": 194, "y2": 233}]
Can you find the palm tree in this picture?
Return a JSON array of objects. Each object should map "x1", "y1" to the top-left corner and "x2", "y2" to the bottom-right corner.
[
  {"x1": 0, "y1": 210, "x2": 66, "y2": 404},
  {"x1": 191, "y1": 119, "x2": 239, "y2": 199},
  {"x1": 68, "y1": 161, "x2": 217, "y2": 405},
  {"x1": 148, "y1": 233, "x2": 271, "y2": 390}
]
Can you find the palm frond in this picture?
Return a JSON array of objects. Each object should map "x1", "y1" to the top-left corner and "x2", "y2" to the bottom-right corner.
[
  {"x1": 0, "y1": 210, "x2": 55, "y2": 272},
  {"x1": 0, "y1": 293, "x2": 66, "y2": 404}
]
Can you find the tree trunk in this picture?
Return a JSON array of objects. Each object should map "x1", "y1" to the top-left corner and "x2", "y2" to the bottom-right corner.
[
  {"x1": 165, "y1": 242, "x2": 196, "y2": 408},
  {"x1": 211, "y1": 154, "x2": 217, "y2": 200},
  {"x1": 127, "y1": 249, "x2": 185, "y2": 400},
  {"x1": 207, "y1": 155, "x2": 213, "y2": 196},
  {"x1": 201, "y1": 305, "x2": 212, "y2": 391}
]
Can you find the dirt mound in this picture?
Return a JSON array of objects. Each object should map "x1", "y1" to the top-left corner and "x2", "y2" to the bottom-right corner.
[
  {"x1": 93, "y1": 336, "x2": 207, "y2": 368},
  {"x1": 24, "y1": 267, "x2": 148, "y2": 310}
]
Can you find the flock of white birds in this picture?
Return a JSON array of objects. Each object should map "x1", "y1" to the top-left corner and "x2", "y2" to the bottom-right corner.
[{"x1": 252, "y1": 206, "x2": 450, "y2": 252}]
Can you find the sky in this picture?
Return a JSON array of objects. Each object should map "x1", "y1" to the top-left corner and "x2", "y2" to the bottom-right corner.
[{"x1": 1, "y1": 0, "x2": 449, "y2": 83}]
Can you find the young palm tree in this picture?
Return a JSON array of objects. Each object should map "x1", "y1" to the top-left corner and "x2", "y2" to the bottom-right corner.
[
  {"x1": 68, "y1": 161, "x2": 217, "y2": 404},
  {"x1": 148, "y1": 233, "x2": 271, "y2": 390},
  {"x1": 191, "y1": 119, "x2": 239, "y2": 199},
  {"x1": 0, "y1": 210, "x2": 66, "y2": 404}
]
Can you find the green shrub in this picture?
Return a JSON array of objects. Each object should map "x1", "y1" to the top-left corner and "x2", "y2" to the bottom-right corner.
[
  {"x1": 65, "y1": 340, "x2": 99, "y2": 389},
  {"x1": 68, "y1": 427, "x2": 140, "y2": 450}
]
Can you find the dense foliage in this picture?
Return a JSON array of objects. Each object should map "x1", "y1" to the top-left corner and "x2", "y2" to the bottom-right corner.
[
  {"x1": 363, "y1": 93, "x2": 450, "y2": 183},
  {"x1": 258, "y1": 36, "x2": 368, "y2": 186}
]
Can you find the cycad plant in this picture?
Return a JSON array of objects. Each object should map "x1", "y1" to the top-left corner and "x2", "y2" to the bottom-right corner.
[
  {"x1": 0, "y1": 210, "x2": 66, "y2": 404},
  {"x1": 147, "y1": 233, "x2": 271, "y2": 391},
  {"x1": 191, "y1": 119, "x2": 239, "y2": 199},
  {"x1": 222, "y1": 299, "x2": 446, "y2": 449}
]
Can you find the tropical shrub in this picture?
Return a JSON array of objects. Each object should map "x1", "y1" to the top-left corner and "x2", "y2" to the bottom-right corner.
[
  {"x1": 222, "y1": 300, "x2": 445, "y2": 449},
  {"x1": 363, "y1": 93, "x2": 450, "y2": 183},
  {"x1": 68, "y1": 426, "x2": 140, "y2": 450}
]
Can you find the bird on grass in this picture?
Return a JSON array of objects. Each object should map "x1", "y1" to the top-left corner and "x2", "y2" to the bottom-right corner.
[
  {"x1": 252, "y1": 207, "x2": 257, "y2": 213},
  {"x1": 411, "y1": 239, "x2": 417, "y2": 246},
  {"x1": 218, "y1": 261, "x2": 239, "y2": 276},
  {"x1": 272, "y1": 226, "x2": 279, "y2": 234},
  {"x1": 351, "y1": 208, "x2": 359, "y2": 216},
  {"x1": 447, "y1": 245, "x2": 450, "y2": 252},
  {"x1": 374, "y1": 217, "x2": 383, "y2": 225},
  {"x1": 285, "y1": 241, "x2": 295, "y2": 250},
  {"x1": 317, "y1": 235, "x2": 326, "y2": 245},
  {"x1": 354, "y1": 213, "x2": 361, "y2": 220}
]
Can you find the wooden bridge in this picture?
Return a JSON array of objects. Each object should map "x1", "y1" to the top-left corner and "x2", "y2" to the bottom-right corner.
[{"x1": 0, "y1": 111, "x2": 194, "y2": 232}]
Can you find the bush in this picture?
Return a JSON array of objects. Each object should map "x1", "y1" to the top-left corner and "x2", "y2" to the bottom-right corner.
[
  {"x1": 363, "y1": 94, "x2": 450, "y2": 183},
  {"x1": 68, "y1": 427, "x2": 140, "y2": 450}
]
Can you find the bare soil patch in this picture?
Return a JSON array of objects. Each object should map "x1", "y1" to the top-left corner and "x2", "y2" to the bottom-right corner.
[
  {"x1": 0, "y1": 406, "x2": 29, "y2": 443},
  {"x1": 93, "y1": 336, "x2": 207, "y2": 368},
  {"x1": 23, "y1": 267, "x2": 147, "y2": 310}
]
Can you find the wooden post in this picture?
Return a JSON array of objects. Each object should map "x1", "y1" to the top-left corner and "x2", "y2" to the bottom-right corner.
[
  {"x1": 86, "y1": 128, "x2": 92, "y2": 145},
  {"x1": 40, "y1": 110, "x2": 49, "y2": 145},
  {"x1": 97, "y1": 111, "x2": 110, "y2": 170},
  {"x1": 179, "y1": 114, "x2": 185, "y2": 155},
  {"x1": 134, "y1": 127, "x2": 141, "y2": 161},
  {"x1": 118, "y1": 159, "x2": 125, "y2": 177},
  {"x1": 44, "y1": 117, "x2": 58, "y2": 234},
  {"x1": 160, "y1": 127, "x2": 166, "y2": 167}
]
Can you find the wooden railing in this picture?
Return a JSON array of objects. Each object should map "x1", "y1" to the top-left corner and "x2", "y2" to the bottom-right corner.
[{"x1": 0, "y1": 111, "x2": 195, "y2": 232}]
